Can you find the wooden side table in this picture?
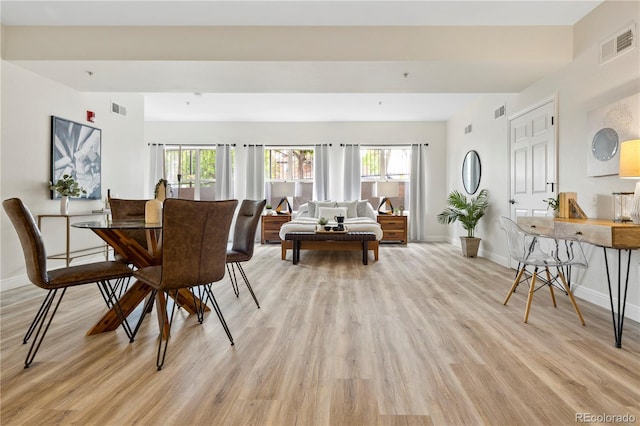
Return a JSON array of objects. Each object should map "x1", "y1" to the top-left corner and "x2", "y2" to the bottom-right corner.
[
  {"x1": 261, "y1": 214, "x2": 291, "y2": 244},
  {"x1": 377, "y1": 214, "x2": 408, "y2": 244}
]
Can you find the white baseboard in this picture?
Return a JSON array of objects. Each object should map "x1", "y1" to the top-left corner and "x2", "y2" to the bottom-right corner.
[
  {"x1": 574, "y1": 285, "x2": 640, "y2": 323},
  {"x1": 1, "y1": 274, "x2": 29, "y2": 292}
]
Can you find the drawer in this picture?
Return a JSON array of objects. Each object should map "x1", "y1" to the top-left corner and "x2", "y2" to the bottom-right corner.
[
  {"x1": 263, "y1": 230, "x2": 282, "y2": 239},
  {"x1": 383, "y1": 230, "x2": 405, "y2": 239}
]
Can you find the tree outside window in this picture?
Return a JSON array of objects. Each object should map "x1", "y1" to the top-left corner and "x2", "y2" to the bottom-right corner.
[
  {"x1": 361, "y1": 147, "x2": 410, "y2": 212},
  {"x1": 265, "y1": 148, "x2": 314, "y2": 210},
  {"x1": 164, "y1": 146, "x2": 220, "y2": 200}
]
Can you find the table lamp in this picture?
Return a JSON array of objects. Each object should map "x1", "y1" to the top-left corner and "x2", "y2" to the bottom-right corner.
[
  {"x1": 619, "y1": 139, "x2": 640, "y2": 224},
  {"x1": 272, "y1": 181, "x2": 295, "y2": 214},
  {"x1": 376, "y1": 181, "x2": 400, "y2": 214}
]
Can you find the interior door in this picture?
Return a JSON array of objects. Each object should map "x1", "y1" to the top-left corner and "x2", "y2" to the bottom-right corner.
[{"x1": 509, "y1": 100, "x2": 556, "y2": 221}]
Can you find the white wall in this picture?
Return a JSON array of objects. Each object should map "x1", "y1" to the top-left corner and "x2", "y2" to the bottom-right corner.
[
  {"x1": 447, "y1": 1, "x2": 640, "y2": 320},
  {"x1": 145, "y1": 120, "x2": 449, "y2": 240},
  {"x1": 0, "y1": 62, "x2": 145, "y2": 290}
]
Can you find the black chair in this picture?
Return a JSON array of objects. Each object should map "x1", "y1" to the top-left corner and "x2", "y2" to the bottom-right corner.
[
  {"x1": 226, "y1": 199, "x2": 266, "y2": 308},
  {"x1": 2, "y1": 198, "x2": 134, "y2": 368},
  {"x1": 131, "y1": 198, "x2": 238, "y2": 370}
]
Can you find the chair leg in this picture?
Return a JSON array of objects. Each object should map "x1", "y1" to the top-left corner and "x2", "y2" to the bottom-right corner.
[
  {"x1": 524, "y1": 267, "x2": 538, "y2": 323},
  {"x1": 544, "y1": 267, "x2": 557, "y2": 308},
  {"x1": 227, "y1": 263, "x2": 240, "y2": 297},
  {"x1": 156, "y1": 290, "x2": 180, "y2": 371},
  {"x1": 204, "y1": 285, "x2": 234, "y2": 345},
  {"x1": 504, "y1": 266, "x2": 526, "y2": 305},
  {"x1": 97, "y1": 279, "x2": 134, "y2": 340},
  {"x1": 235, "y1": 262, "x2": 260, "y2": 308},
  {"x1": 557, "y1": 271, "x2": 586, "y2": 326},
  {"x1": 24, "y1": 288, "x2": 67, "y2": 368},
  {"x1": 130, "y1": 289, "x2": 157, "y2": 343}
]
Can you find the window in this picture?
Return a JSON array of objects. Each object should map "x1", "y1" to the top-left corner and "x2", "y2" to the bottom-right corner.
[
  {"x1": 361, "y1": 147, "x2": 410, "y2": 212},
  {"x1": 164, "y1": 146, "x2": 221, "y2": 200},
  {"x1": 264, "y1": 148, "x2": 314, "y2": 210}
]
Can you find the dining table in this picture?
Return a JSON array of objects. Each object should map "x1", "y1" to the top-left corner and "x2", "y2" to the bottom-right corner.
[{"x1": 72, "y1": 219, "x2": 210, "y2": 338}]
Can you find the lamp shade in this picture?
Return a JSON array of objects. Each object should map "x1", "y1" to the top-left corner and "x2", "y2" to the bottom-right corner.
[
  {"x1": 272, "y1": 181, "x2": 296, "y2": 197},
  {"x1": 619, "y1": 139, "x2": 640, "y2": 178},
  {"x1": 377, "y1": 181, "x2": 400, "y2": 197}
]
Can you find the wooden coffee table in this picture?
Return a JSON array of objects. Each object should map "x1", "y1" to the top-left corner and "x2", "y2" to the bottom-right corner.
[{"x1": 284, "y1": 231, "x2": 377, "y2": 265}]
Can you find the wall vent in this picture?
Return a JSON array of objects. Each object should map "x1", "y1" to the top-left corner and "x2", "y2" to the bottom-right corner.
[
  {"x1": 464, "y1": 124, "x2": 472, "y2": 134},
  {"x1": 600, "y1": 23, "x2": 636, "y2": 64},
  {"x1": 111, "y1": 102, "x2": 127, "y2": 116},
  {"x1": 494, "y1": 104, "x2": 505, "y2": 119}
]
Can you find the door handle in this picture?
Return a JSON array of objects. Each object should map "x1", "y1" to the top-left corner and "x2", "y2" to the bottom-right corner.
[
  {"x1": 509, "y1": 199, "x2": 516, "y2": 205},
  {"x1": 546, "y1": 182, "x2": 555, "y2": 192}
]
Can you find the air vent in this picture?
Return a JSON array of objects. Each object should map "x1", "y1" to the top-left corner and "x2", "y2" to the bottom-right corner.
[
  {"x1": 494, "y1": 105, "x2": 505, "y2": 119},
  {"x1": 111, "y1": 101, "x2": 127, "y2": 116},
  {"x1": 600, "y1": 23, "x2": 636, "y2": 64},
  {"x1": 464, "y1": 124, "x2": 472, "y2": 134}
]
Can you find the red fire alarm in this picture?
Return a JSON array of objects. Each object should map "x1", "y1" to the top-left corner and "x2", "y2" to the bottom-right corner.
[{"x1": 87, "y1": 110, "x2": 95, "y2": 122}]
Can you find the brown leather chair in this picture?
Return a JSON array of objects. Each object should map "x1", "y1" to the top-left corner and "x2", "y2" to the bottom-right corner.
[
  {"x1": 108, "y1": 198, "x2": 149, "y2": 252},
  {"x1": 226, "y1": 199, "x2": 266, "y2": 308},
  {"x1": 2, "y1": 198, "x2": 134, "y2": 368},
  {"x1": 131, "y1": 198, "x2": 238, "y2": 370}
]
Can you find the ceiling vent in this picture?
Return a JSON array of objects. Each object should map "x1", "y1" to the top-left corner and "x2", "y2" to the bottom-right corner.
[
  {"x1": 600, "y1": 23, "x2": 636, "y2": 64},
  {"x1": 494, "y1": 105, "x2": 505, "y2": 119},
  {"x1": 464, "y1": 124, "x2": 472, "y2": 134},
  {"x1": 111, "y1": 101, "x2": 127, "y2": 116}
]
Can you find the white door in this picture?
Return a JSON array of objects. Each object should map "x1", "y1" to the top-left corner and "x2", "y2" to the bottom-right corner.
[{"x1": 509, "y1": 100, "x2": 556, "y2": 221}]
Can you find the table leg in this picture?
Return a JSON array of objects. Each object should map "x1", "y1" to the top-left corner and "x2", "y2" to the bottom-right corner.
[
  {"x1": 87, "y1": 279, "x2": 151, "y2": 335},
  {"x1": 603, "y1": 247, "x2": 632, "y2": 348},
  {"x1": 293, "y1": 240, "x2": 299, "y2": 264},
  {"x1": 363, "y1": 240, "x2": 368, "y2": 265}
]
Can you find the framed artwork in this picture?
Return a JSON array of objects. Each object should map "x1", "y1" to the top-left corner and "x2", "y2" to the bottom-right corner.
[
  {"x1": 51, "y1": 116, "x2": 102, "y2": 199},
  {"x1": 586, "y1": 92, "x2": 639, "y2": 177}
]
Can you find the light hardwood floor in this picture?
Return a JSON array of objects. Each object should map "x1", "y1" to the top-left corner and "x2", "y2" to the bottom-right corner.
[{"x1": 1, "y1": 243, "x2": 638, "y2": 425}]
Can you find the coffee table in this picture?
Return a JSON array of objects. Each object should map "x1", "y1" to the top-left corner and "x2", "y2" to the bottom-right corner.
[{"x1": 284, "y1": 231, "x2": 377, "y2": 265}]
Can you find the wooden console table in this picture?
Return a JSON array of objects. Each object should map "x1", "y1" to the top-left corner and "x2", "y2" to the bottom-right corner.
[{"x1": 517, "y1": 217, "x2": 640, "y2": 348}]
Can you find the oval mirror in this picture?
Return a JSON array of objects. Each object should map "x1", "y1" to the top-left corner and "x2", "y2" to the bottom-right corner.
[{"x1": 462, "y1": 150, "x2": 481, "y2": 195}]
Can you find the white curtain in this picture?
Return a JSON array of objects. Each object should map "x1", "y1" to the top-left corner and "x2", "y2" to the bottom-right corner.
[
  {"x1": 149, "y1": 143, "x2": 165, "y2": 196},
  {"x1": 245, "y1": 145, "x2": 265, "y2": 200},
  {"x1": 410, "y1": 144, "x2": 428, "y2": 241},
  {"x1": 313, "y1": 144, "x2": 330, "y2": 201},
  {"x1": 216, "y1": 144, "x2": 234, "y2": 200},
  {"x1": 343, "y1": 144, "x2": 361, "y2": 201}
]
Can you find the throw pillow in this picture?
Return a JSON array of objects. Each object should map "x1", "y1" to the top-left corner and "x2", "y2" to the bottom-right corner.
[
  {"x1": 336, "y1": 200, "x2": 358, "y2": 218},
  {"x1": 312, "y1": 201, "x2": 335, "y2": 218},
  {"x1": 357, "y1": 200, "x2": 377, "y2": 220},
  {"x1": 317, "y1": 206, "x2": 348, "y2": 221}
]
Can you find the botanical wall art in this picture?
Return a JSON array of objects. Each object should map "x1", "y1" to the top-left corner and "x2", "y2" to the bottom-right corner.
[
  {"x1": 51, "y1": 116, "x2": 102, "y2": 199},
  {"x1": 586, "y1": 92, "x2": 639, "y2": 177}
]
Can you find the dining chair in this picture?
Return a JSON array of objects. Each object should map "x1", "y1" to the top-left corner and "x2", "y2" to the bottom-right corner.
[
  {"x1": 2, "y1": 198, "x2": 135, "y2": 368},
  {"x1": 108, "y1": 197, "x2": 149, "y2": 255},
  {"x1": 500, "y1": 216, "x2": 586, "y2": 325},
  {"x1": 225, "y1": 199, "x2": 266, "y2": 308},
  {"x1": 131, "y1": 198, "x2": 238, "y2": 370}
]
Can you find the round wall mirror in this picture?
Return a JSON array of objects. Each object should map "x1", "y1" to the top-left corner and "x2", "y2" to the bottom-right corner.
[{"x1": 462, "y1": 150, "x2": 481, "y2": 194}]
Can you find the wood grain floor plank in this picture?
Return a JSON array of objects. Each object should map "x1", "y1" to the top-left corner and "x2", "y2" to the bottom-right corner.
[{"x1": 1, "y1": 243, "x2": 638, "y2": 425}]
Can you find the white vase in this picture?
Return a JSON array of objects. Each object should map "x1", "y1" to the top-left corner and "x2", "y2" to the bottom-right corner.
[{"x1": 60, "y1": 196, "x2": 69, "y2": 215}]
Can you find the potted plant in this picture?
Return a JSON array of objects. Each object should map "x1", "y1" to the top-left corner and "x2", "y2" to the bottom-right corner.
[
  {"x1": 318, "y1": 216, "x2": 329, "y2": 231},
  {"x1": 49, "y1": 174, "x2": 87, "y2": 215},
  {"x1": 436, "y1": 189, "x2": 489, "y2": 257},
  {"x1": 544, "y1": 196, "x2": 559, "y2": 217},
  {"x1": 265, "y1": 204, "x2": 273, "y2": 215}
]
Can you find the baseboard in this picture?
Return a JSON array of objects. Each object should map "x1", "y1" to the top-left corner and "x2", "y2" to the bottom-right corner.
[
  {"x1": 574, "y1": 285, "x2": 640, "y2": 323},
  {"x1": 1, "y1": 274, "x2": 29, "y2": 292}
]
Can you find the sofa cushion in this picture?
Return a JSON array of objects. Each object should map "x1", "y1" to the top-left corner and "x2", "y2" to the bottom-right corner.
[
  {"x1": 336, "y1": 200, "x2": 358, "y2": 218},
  {"x1": 317, "y1": 206, "x2": 348, "y2": 221}
]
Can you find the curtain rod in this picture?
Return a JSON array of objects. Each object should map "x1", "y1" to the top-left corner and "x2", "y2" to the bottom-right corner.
[
  {"x1": 147, "y1": 143, "x2": 236, "y2": 147},
  {"x1": 346, "y1": 143, "x2": 429, "y2": 147}
]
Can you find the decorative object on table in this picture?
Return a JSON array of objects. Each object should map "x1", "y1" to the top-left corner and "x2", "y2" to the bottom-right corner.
[
  {"x1": 437, "y1": 189, "x2": 489, "y2": 257},
  {"x1": 375, "y1": 181, "x2": 400, "y2": 215},
  {"x1": 49, "y1": 174, "x2": 87, "y2": 215},
  {"x1": 543, "y1": 196, "x2": 559, "y2": 217},
  {"x1": 612, "y1": 192, "x2": 634, "y2": 222},
  {"x1": 51, "y1": 116, "x2": 102, "y2": 199},
  {"x1": 272, "y1": 181, "x2": 295, "y2": 214},
  {"x1": 462, "y1": 150, "x2": 482, "y2": 195},
  {"x1": 145, "y1": 179, "x2": 167, "y2": 224},
  {"x1": 619, "y1": 139, "x2": 640, "y2": 224},
  {"x1": 265, "y1": 204, "x2": 273, "y2": 215},
  {"x1": 558, "y1": 192, "x2": 587, "y2": 219},
  {"x1": 586, "y1": 92, "x2": 639, "y2": 177},
  {"x1": 317, "y1": 216, "x2": 328, "y2": 231}
]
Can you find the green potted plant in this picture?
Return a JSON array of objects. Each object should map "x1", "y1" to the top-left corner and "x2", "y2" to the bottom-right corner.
[
  {"x1": 544, "y1": 196, "x2": 559, "y2": 217},
  {"x1": 265, "y1": 204, "x2": 273, "y2": 215},
  {"x1": 437, "y1": 189, "x2": 489, "y2": 257},
  {"x1": 49, "y1": 174, "x2": 87, "y2": 215}
]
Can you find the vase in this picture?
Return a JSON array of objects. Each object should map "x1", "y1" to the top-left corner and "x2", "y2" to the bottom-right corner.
[{"x1": 60, "y1": 196, "x2": 69, "y2": 215}]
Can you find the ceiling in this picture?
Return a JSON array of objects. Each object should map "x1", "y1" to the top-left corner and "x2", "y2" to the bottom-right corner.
[{"x1": 0, "y1": 1, "x2": 604, "y2": 122}]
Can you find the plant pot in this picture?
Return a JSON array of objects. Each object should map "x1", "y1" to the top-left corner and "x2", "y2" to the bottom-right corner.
[
  {"x1": 460, "y1": 236, "x2": 481, "y2": 258},
  {"x1": 60, "y1": 196, "x2": 69, "y2": 215}
]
